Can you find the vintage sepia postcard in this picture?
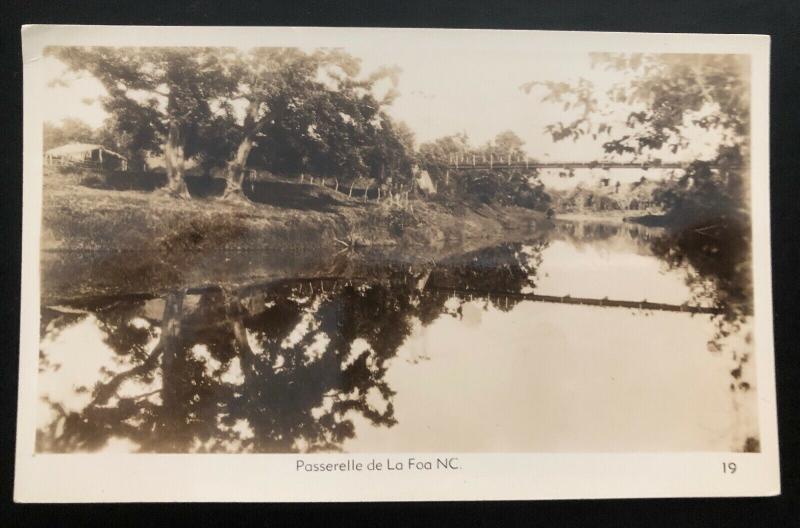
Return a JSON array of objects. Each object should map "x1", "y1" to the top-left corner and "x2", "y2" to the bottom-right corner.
[{"x1": 16, "y1": 25, "x2": 778, "y2": 502}]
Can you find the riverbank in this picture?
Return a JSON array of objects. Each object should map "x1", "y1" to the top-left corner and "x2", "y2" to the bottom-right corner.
[
  {"x1": 42, "y1": 170, "x2": 551, "y2": 252},
  {"x1": 556, "y1": 211, "x2": 637, "y2": 224},
  {"x1": 555, "y1": 210, "x2": 713, "y2": 230}
]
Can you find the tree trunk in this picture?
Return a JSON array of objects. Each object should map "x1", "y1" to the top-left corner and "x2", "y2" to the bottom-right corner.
[
  {"x1": 156, "y1": 291, "x2": 187, "y2": 449},
  {"x1": 224, "y1": 99, "x2": 266, "y2": 201},
  {"x1": 224, "y1": 292, "x2": 257, "y2": 379},
  {"x1": 223, "y1": 135, "x2": 255, "y2": 200},
  {"x1": 164, "y1": 122, "x2": 191, "y2": 199},
  {"x1": 87, "y1": 290, "x2": 184, "y2": 409}
]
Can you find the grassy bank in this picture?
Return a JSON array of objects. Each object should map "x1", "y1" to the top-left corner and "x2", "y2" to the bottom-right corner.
[{"x1": 42, "y1": 169, "x2": 550, "y2": 252}]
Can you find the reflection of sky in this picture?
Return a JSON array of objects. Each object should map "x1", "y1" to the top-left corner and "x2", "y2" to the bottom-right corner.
[
  {"x1": 344, "y1": 300, "x2": 754, "y2": 453},
  {"x1": 39, "y1": 316, "x2": 110, "y2": 430},
  {"x1": 37, "y1": 226, "x2": 756, "y2": 453},
  {"x1": 532, "y1": 239, "x2": 696, "y2": 304},
  {"x1": 38, "y1": 315, "x2": 162, "y2": 452}
]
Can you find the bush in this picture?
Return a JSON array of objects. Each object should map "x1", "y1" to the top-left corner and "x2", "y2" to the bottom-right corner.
[
  {"x1": 79, "y1": 173, "x2": 106, "y2": 188},
  {"x1": 433, "y1": 169, "x2": 551, "y2": 211},
  {"x1": 386, "y1": 207, "x2": 419, "y2": 236},
  {"x1": 79, "y1": 170, "x2": 168, "y2": 192}
]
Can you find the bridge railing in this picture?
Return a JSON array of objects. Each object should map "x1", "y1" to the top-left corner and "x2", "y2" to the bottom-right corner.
[{"x1": 445, "y1": 154, "x2": 687, "y2": 170}]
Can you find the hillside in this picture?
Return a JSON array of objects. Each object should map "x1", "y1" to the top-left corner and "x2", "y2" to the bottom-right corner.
[{"x1": 41, "y1": 168, "x2": 551, "y2": 253}]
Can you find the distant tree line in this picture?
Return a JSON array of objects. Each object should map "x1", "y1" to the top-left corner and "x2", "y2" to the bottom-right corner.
[{"x1": 417, "y1": 130, "x2": 550, "y2": 210}]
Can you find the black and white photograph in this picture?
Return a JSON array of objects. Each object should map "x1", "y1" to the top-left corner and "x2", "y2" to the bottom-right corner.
[{"x1": 15, "y1": 26, "x2": 778, "y2": 502}]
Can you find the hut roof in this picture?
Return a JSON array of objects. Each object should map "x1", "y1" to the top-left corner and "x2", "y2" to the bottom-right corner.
[{"x1": 46, "y1": 143, "x2": 127, "y2": 160}]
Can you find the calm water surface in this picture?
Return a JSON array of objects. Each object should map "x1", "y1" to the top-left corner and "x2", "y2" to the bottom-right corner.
[{"x1": 37, "y1": 221, "x2": 758, "y2": 453}]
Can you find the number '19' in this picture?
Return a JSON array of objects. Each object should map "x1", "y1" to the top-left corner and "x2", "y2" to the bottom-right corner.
[{"x1": 723, "y1": 462, "x2": 737, "y2": 474}]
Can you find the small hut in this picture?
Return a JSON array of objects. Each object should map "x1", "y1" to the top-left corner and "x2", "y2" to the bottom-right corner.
[{"x1": 45, "y1": 143, "x2": 128, "y2": 171}]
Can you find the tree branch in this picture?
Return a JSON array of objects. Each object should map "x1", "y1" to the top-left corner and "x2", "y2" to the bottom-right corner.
[{"x1": 91, "y1": 342, "x2": 164, "y2": 406}]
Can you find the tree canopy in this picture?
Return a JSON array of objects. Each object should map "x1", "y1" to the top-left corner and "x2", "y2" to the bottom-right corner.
[
  {"x1": 526, "y1": 53, "x2": 750, "y2": 222},
  {"x1": 417, "y1": 131, "x2": 549, "y2": 210},
  {"x1": 47, "y1": 46, "x2": 417, "y2": 200},
  {"x1": 43, "y1": 118, "x2": 97, "y2": 151}
]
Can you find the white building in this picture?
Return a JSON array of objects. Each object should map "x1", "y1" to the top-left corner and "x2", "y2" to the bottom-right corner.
[{"x1": 45, "y1": 143, "x2": 128, "y2": 171}]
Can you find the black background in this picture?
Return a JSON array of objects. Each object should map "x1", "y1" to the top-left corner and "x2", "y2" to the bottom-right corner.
[{"x1": 1, "y1": 1, "x2": 798, "y2": 525}]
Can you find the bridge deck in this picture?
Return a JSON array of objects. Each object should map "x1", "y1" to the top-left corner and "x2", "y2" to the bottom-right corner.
[{"x1": 446, "y1": 160, "x2": 687, "y2": 170}]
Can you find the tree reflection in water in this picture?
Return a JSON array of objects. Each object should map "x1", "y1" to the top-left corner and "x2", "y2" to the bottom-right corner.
[
  {"x1": 649, "y1": 219, "x2": 757, "y2": 452},
  {"x1": 37, "y1": 220, "x2": 757, "y2": 453},
  {"x1": 551, "y1": 218, "x2": 757, "y2": 452},
  {"x1": 37, "y1": 238, "x2": 548, "y2": 453}
]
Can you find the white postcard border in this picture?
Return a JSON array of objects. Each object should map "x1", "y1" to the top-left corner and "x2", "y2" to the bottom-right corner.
[{"x1": 16, "y1": 25, "x2": 778, "y2": 502}]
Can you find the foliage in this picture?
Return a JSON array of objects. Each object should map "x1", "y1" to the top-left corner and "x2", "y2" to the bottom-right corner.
[
  {"x1": 47, "y1": 46, "x2": 238, "y2": 169},
  {"x1": 49, "y1": 46, "x2": 416, "y2": 197},
  {"x1": 417, "y1": 132, "x2": 470, "y2": 181},
  {"x1": 246, "y1": 49, "x2": 414, "y2": 188},
  {"x1": 527, "y1": 53, "x2": 750, "y2": 223},
  {"x1": 478, "y1": 129, "x2": 527, "y2": 160},
  {"x1": 385, "y1": 205, "x2": 419, "y2": 236},
  {"x1": 43, "y1": 118, "x2": 97, "y2": 151},
  {"x1": 37, "y1": 240, "x2": 550, "y2": 453},
  {"x1": 419, "y1": 131, "x2": 549, "y2": 210},
  {"x1": 651, "y1": 146, "x2": 746, "y2": 223}
]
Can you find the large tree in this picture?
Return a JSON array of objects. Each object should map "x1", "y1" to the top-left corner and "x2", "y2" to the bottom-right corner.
[
  {"x1": 216, "y1": 48, "x2": 412, "y2": 200},
  {"x1": 417, "y1": 132, "x2": 471, "y2": 182},
  {"x1": 48, "y1": 46, "x2": 238, "y2": 198},
  {"x1": 478, "y1": 130, "x2": 526, "y2": 161},
  {"x1": 417, "y1": 132, "x2": 547, "y2": 209},
  {"x1": 215, "y1": 48, "x2": 325, "y2": 199}
]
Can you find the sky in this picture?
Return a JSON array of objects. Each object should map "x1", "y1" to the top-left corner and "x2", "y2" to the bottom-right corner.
[{"x1": 42, "y1": 47, "x2": 722, "y2": 163}]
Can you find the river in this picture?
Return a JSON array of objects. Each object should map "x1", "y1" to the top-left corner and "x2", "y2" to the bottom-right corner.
[{"x1": 35, "y1": 220, "x2": 759, "y2": 454}]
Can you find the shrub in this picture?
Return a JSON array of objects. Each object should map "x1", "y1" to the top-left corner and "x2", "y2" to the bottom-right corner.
[
  {"x1": 79, "y1": 173, "x2": 106, "y2": 188},
  {"x1": 386, "y1": 207, "x2": 419, "y2": 237}
]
